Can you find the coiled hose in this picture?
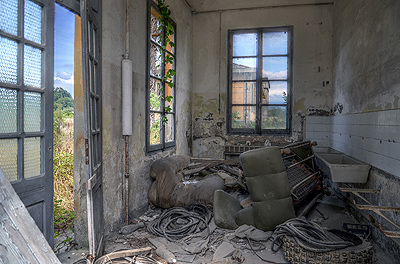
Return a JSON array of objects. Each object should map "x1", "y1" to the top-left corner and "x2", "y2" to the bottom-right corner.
[
  {"x1": 271, "y1": 218, "x2": 354, "y2": 253},
  {"x1": 147, "y1": 205, "x2": 212, "y2": 242}
]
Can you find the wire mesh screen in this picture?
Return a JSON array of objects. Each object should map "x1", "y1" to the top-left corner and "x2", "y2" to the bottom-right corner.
[
  {"x1": 24, "y1": 45, "x2": 42, "y2": 88},
  {"x1": 0, "y1": 37, "x2": 18, "y2": 84},
  {"x1": 24, "y1": 0, "x2": 43, "y2": 44},
  {"x1": 0, "y1": 0, "x2": 18, "y2": 36},
  {"x1": 0, "y1": 88, "x2": 17, "y2": 133}
]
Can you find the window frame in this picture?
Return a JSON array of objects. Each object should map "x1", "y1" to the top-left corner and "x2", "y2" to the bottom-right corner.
[
  {"x1": 227, "y1": 26, "x2": 293, "y2": 135},
  {"x1": 146, "y1": 0, "x2": 176, "y2": 153}
]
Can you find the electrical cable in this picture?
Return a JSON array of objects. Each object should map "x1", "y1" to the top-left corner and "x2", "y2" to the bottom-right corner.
[
  {"x1": 147, "y1": 205, "x2": 212, "y2": 242},
  {"x1": 271, "y1": 218, "x2": 354, "y2": 253}
]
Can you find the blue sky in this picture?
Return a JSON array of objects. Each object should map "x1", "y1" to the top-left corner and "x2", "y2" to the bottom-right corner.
[{"x1": 54, "y1": 4, "x2": 75, "y2": 97}]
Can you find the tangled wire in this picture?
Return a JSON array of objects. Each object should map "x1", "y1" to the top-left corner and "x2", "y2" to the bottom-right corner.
[
  {"x1": 271, "y1": 218, "x2": 355, "y2": 253},
  {"x1": 147, "y1": 205, "x2": 212, "y2": 242}
]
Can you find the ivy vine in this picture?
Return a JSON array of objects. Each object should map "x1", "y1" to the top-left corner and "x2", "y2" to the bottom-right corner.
[{"x1": 157, "y1": 0, "x2": 175, "y2": 124}]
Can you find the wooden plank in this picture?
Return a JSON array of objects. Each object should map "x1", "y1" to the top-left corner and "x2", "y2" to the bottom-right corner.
[
  {"x1": 383, "y1": 230, "x2": 400, "y2": 238},
  {"x1": 338, "y1": 187, "x2": 380, "y2": 194},
  {"x1": 183, "y1": 158, "x2": 240, "y2": 176},
  {"x1": 0, "y1": 169, "x2": 61, "y2": 264},
  {"x1": 355, "y1": 204, "x2": 400, "y2": 212}
]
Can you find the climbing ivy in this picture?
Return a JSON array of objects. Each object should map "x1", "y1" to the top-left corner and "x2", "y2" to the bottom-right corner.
[{"x1": 156, "y1": 0, "x2": 175, "y2": 124}]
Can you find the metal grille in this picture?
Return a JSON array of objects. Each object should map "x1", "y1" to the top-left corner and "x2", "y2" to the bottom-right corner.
[
  {"x1": 0, "y1": 37, "x2": 18, "y2": 84},
  {"x1": 0, "y1": 88, "x2": 17, "y2": 133},
  {"x1": 24, "y1": 45, "x2": 42, "y2": 88},
  {"x1": 24, "y1": 92, "x2": 41, "y2": 132},
  {"x1": 24, "y1": 0, "x2": 42, "y2": 44},
  {"x1": 0, "y1": 0, "x2": 19, "y2": 36},
  {"x1": 0, "y1": 139, "x2": 18, "y2": 181},
  {"x1": 284, "y1": 156, "x2": 319, "y2": 204},
  {"x1": 24, "y1": 137, "x2": 41, "y2": 178}
]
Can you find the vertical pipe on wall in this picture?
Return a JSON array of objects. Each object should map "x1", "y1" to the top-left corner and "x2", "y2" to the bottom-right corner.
[{"x1": 122, "y1": 0, "x2": 132, "y2": 225}]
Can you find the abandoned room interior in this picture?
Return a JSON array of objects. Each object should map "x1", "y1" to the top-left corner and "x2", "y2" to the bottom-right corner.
[{"x1": 1, "y1": 0, "x2": 400, "y2": 263}]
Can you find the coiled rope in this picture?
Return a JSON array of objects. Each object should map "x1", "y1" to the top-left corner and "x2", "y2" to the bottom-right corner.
[
  {"x1": 271, "y1": 218, "x2": 355, "y2": 253},
  {"x1": 147, "y1": 205, "x2": 212, "y2": 242}
]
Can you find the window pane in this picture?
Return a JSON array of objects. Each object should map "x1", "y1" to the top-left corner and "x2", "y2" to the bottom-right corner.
[
  {"x1": 150, "y1": 112, "x2": 161, "y2": 145},
  {"x1": 233, "y1": 33, "x2": 257, "y2": 56},
  {"x1": 262, "y1": 81, "x2": 287, "y2": 104},
  {"x1": 0, "y1": 37, "x2": 18, "y2": 84},
  {"x1": 232, "y1": 82, "x2": 256, "y2": 105},
  {"x1": 0, "y1": 88, "x2": 17, "y2": 133},
  {"x1": 263, "y1": 31, "x2": 288, "y2": 55},
  {"x1": 150, "y1": 43, "x2": 162, "y2": 77},
  {"x1": 150, "y1": 78, "x2": 162, "y2": 111},
  {"x1": 24, "y1": 45, "x2": 42, "y2": 88},
  {"x1": 165, "y1": 114, "x2": 174, "y2": 143},
  {"x1": 232, "y1": 106, "x2": 256, "y2": 129},
  {"x1": 150, "y1": 7, "x2": 162, "y2": 45},
  {"x1": 261, "y1": 106, "x2": 287, "y2": 129},
  {"x1": 24, "y1": 92, "x2": 41, "y2": 132},
  {"x1": 0, "y1": 139, "x2": 18, "y2": 181},
  {"x1": 0, "y1": 0, "x2": 18, "y2": 36},
  {"x1": 24, "y1": 137, "x2": 41, "y2": 178},
  {"x1": 263, "y1": 57, "x2": 287, "y2": 80},
  {"x1": 232, "y1": 58, "x2": 257, "y2": 81},
  {"x1": 24, "y1": 0, "x2": 42, "y2": 44}
]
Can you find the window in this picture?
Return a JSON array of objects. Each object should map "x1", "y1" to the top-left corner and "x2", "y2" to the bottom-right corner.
[
  {"x1": 146, "y1": 1, "x2": 176, "y2": 152},
  {"x1": 228, "y1": 27, "x2": 292, "y2": 134}
]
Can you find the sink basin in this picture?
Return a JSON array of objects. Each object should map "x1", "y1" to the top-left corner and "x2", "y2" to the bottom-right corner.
[{"x1": 315, "y1": 152, "x2": 370, "y2": 183}]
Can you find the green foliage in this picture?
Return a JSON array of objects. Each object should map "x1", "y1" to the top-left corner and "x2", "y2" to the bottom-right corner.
[
  {"x1": 150, "y1": 92, "x2": 161, "y2": 110},
  {"x1": 156, "y1": 0, "x2": 175, "y2": 125},
  {"x1": 54, "y1": 199, "x2": 75, "y2": 253},
  {"x1": 282, "y1": 91, "x2": 287, "y2": 103},
  {"x1": 54, "y1": 87, "x2": 74, "y2": 113},
  {"x1": 150, "y1": 120, "x2": 161, "y2": 144}
]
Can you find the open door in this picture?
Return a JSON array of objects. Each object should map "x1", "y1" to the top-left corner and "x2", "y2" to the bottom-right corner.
[
  {"x1": 80, "y1": 0, "x2": 104, "y2": 259},
  {"x1": 0, "y1": 0, "x2": 55, "y2": 246}
]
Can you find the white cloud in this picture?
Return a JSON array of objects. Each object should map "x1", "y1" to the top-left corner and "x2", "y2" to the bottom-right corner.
[
  {"x1": 54, "y1": 72, "x2": 74, "y2": 84},
  {"x1": 264, "y1": 70, "x2": 287, "y2": 79}
]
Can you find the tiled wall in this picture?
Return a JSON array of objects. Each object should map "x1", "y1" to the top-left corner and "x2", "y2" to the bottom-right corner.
[{"x1": 306, "y1": 109, "x2": 400, "y2": 178}]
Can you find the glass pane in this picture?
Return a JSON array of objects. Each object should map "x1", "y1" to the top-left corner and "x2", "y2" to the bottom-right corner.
[
  {"x1": 0, "y1": 139, "x2": 18, "y2": 182},
  {"x1": 232, "y1": 106, "x2": 256, "y2": 129},
  {"x1": 0, "y1": 37, "x2": 18, "y2": 84},
  {"x1": 150, "y1": 112, "x2": 161, "y2": 145},
  {"x1": 24, "y1": 137, "x2": 41, "y2": 178},
  {"x1": 263, "y1": 31, "x2": 288, "y2": 55},
  {"x1": 0, "y1": 88, "x2": 17, "y2": 133},
  {"x1": 24, "y1": 92, "x2": 41, "y2": 132},
  {"x1": 150, "y1": 7, "x2": 162, "y2": 45},
  {"x1": 261, "y1": 106, "x2": 287, "y2": 129},
  {"x1": 24, "y1": 0, "x2": 42, "y2": 44},
  {"x1": 232, "y1": 82, "x2": 256, "y2": 105},
  {"x1": 24, "y1": 45, "x2": 42, "y2": 88},
  {"x1": 0, "y1": 0, "x2": 18, "y2": 35},
  {"x1": 165, "y1": 114, "x2": 174, "y2": 143},
  {"x1": 150, "y1": 43, "x2": 162, "y2": 77},
  {"x1": 262, "y1": 81, "x2": 287, "y2": 104},
  {"x1": 233, "y1": 33, "x2": 257, "y2": 56},
  {"x1": 232, "y1": 58, "x2": 257, "y2": 81},
  {"x1": 150, "y1": 78, "x2": 162, "y2": 111},
  {"x1": 263, "y1": 57, "x2": 287, "y2": 80}
]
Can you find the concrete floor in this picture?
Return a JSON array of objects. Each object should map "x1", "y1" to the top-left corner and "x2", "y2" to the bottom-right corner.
[{"x1": 56, "y1": 193, "x2": 399, "y2": 264}]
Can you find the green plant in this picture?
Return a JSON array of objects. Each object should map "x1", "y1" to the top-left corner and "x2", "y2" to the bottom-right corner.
[{"x1": 54, "y1": 199, "x2": 75, "y2": 253}]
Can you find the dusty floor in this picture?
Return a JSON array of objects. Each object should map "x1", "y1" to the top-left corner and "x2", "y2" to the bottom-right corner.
[{"x1": 57, "y1": 193, "x2": 399, "y2": 264}]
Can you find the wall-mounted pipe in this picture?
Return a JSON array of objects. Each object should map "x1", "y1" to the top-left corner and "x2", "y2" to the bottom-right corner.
[{"x1": 122, "y1": 0, "x2": 132, "y2": 226}]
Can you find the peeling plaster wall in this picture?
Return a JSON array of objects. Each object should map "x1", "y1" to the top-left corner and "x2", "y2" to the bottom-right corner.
[
  {"x1": 332, "y1": 0, "x2": 400, "y2": 114},
  {"x1": 75, "y1": 0, "x2": 193, "y2": 243},
  {"x1": 192, "y1": 1, "x2": 333, "y2": 158}
]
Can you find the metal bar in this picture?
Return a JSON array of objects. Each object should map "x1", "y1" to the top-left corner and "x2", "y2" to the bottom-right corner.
[
  {"x1": 290, "y1": 172, "x2": 319, "y2": 192},
  {"x1": 124, "y1": 135, "x2": 130, "y2": 225},
  {"x1": 382, "y1": 230, "x2": 400, "y2": 238},
  {"x1": 286, "y1": 155, "x2": 314, "y2": 169}
]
